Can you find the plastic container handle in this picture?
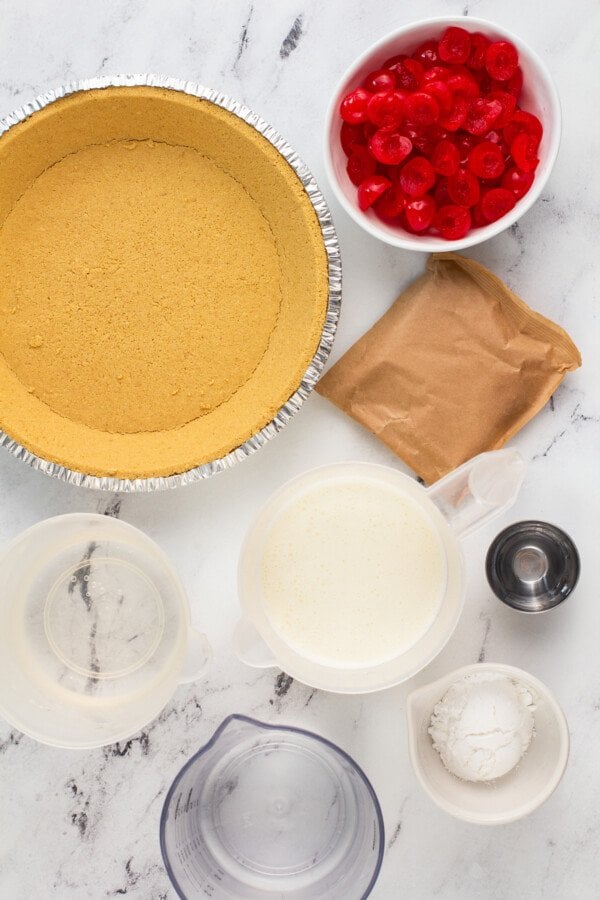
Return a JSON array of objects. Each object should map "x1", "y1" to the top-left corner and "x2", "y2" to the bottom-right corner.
[
  {"x1": 233, "y1": 619, "x2": 278, "y2": 670},
  {"x1": 426, "y1": 448, "x2": 526, "y2": 538},
  {"x1": 178, "y1": 628, "x2": 212, "y2": 684}
]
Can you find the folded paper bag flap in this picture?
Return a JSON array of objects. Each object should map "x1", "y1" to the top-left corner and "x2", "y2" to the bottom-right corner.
[{"x1": 317, "y1": 253, "x2": 581, "y2": 484}]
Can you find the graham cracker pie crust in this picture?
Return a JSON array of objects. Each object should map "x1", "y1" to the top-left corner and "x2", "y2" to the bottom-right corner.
[{"x1": 0, "y1": 86, "x2": 329, "y2": 479}]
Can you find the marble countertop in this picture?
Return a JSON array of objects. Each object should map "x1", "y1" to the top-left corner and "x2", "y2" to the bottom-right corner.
[{"x1": 0, "y1": 0, "x2": 598, "y2": 897}]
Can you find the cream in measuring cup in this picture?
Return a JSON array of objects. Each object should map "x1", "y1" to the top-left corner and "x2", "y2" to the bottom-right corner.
[
  {"x1": 235, "y1": 451, "x2": 526, "y2": 693},
  {"x1": 261, "y1": 477, "x2": 446, "y2": 667}
]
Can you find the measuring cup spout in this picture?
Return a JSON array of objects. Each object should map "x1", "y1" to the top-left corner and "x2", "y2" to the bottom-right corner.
[
  {"x1": 202, "y1": 715, "x2": 266, "y2": 751},
  {"x1": 233, "y1": 619, "x2": 278, "y2": 669},
  {"x1": 425, "y1": 449, "x2": 526, "y2": 538}
]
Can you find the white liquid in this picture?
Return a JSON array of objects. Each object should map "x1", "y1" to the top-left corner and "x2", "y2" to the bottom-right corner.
[{"x1": 261, "y1": 477, "x2": 446, "y2": 668}]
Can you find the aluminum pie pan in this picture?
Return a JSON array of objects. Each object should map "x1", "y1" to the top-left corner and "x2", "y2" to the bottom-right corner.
[{"x1": 0, "y1": 73, "x2": 342, "y2": 492}]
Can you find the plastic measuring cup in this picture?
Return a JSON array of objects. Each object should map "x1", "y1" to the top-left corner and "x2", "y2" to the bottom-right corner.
[
  {"x1": 235, "y1": 450, "x2": 526, "y2": 693},
  {"x1": 0, "y1": 514, "x2": 211, "y2": 748},
  {"x1": 160, "y1": 715, "x2": 384, "y2": 899}
]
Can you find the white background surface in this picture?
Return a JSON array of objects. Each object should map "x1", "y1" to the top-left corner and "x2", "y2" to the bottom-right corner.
[{"x1": 0, "y1": 1, "x2": 598, "y2": 897}]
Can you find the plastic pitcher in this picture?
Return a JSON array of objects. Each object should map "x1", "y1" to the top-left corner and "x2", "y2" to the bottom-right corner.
[
  {"x1": 0, "y1": 514, "x2": 211, "y2": 748},
  {"x1": 235, "y1": 450, "x2": 526, "y2": 693},
  {"x1": 160, "y1": 715, "x2": 384, "y2": 898}
]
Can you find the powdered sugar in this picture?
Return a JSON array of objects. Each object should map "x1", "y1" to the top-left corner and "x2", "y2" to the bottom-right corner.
[{"x1": 429, "y1": 671, "x2": 536, "y2": 782}]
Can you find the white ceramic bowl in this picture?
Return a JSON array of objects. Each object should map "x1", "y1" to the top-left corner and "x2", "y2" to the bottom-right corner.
[
  {"x1": 406, "y1": 663, "x2": 569, "y2": 824},
  {"x1": 324, "y1": 16, "x2": 561, "y2": 251}
]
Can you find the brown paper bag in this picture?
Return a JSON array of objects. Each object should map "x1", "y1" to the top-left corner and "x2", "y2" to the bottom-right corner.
[{"x1": 317, "y1": 253, "x2": 581, "y2": 484}]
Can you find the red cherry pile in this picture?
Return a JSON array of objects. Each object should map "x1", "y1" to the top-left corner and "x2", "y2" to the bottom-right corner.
[{"x1": 339, "y1": 27, "x2": 543, "y2": 240}]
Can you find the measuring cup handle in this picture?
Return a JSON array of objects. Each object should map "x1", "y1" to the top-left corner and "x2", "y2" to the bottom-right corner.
[
  {"x1": 426, "y1": 449, "x2": 526, "y2": 538},
  {"x1": 178, "y1": 628, "x2": 212, "y2": 684},
  {"x1": 233, "y1": 619, "x2": 278, "y2": 669}
]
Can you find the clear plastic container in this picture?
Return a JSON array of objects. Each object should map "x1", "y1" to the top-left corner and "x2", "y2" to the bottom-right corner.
[
  {"x1": 235, "y1": 450, "x2": 526, "y2": 693},
  {"x1": 0, "y1": 514, "x2": 211, "y2": 748},
  {"x1": 160, "y1": 715, "x2": 384, "y2": 898}
]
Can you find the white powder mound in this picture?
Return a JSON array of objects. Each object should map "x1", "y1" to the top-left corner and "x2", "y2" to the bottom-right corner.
[{"x1": 428, "y1": 671, "x2": 536, "y2": 782}]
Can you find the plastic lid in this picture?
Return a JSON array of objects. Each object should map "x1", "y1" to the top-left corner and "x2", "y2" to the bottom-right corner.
[
  {"x1": 161, "y1": 716, "x2": 384, "y2": 899},
  {"x1": 0, "y1": 514, "x2": 191, "y2": 747}
]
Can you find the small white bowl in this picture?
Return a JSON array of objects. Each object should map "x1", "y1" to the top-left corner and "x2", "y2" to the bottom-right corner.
[
  {"x1": 406, "y1": 663, "x2": 569, "y2": 824},
  {"x1": 324, "y1": 17, "x2": 561, "y2": 251}
]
